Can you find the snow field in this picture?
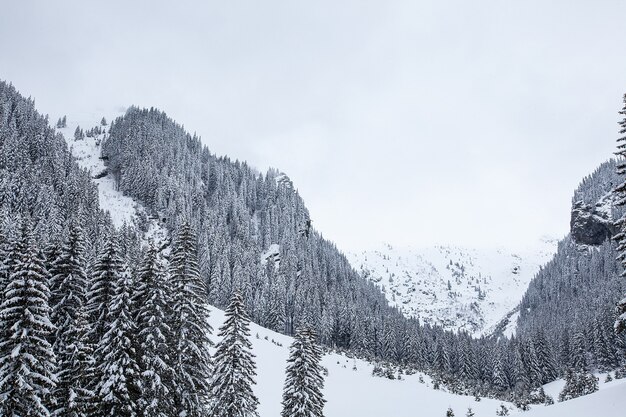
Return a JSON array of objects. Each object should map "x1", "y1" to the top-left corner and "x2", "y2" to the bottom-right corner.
[{"x1": 209, "y1": 307, "x2": 514, "y2": 417}]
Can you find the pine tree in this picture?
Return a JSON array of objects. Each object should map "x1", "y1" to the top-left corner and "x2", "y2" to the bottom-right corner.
[
  {"x1": 74, "y1": 126, "x2": 84, "y2": 141},
  {"x1": 87, "y1": 239, "x2": 126, "y2": 343},
  {"x1": 614, "y1": 93, "x2": 626, "y2": 340},
  {"x1": 558, "y1": 370, "x2": 599, "y2": 402},
  {"x1": 281, "y1": 327, "x2": 326, "y2": 417},
  {"x1": 495, "y1": 404, "x2": 509, "y2": 416},
  {"x1": 93, "y1": 264, "x2": 140, "y2": 416},
  {"x1": 133, "y1": 244, "x2": 173, "y2": 416},
  {"x1": 0, "y1": 230, "x2": 13, "y2": 310},
  {"x1": 459, "y1": 335, "x2": 478, "y2": 383},
  {"x1": 492, "y1": 349, "x2": 510, "y2": 394},
  {"x1": 530, "y1": 331, "x2": 556, "y2": 385},
  {"x1": 169, "y1": 222, "x2": 213, "y2": 417},
  {"x1": 49, "y1": 225, "x2": 94, "y2": 416},
  {"x1": 210, "y1": 290, "x2": 259, "y2": 417},
  {"x1": 570, "y1": 330, "x2": 587, "y2": 372},
  {"x1": 0, "y1": 223, "x2": 57, "y2": 417}
]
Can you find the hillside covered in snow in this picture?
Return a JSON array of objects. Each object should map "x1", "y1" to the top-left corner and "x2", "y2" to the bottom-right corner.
[
  {"x1": 347, "y1": 239, "x2": 558, "y2": 336},
  {"x1": 209, "y1": 304, "x2": 626, "y2": 417}
]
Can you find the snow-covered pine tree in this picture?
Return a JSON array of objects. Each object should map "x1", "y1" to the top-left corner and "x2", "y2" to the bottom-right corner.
[
  {"x1": 513, "y1": 340, "x2": 531, "y2": 394},
  {"x1": 74, "y1": 126, "x2": 84, "y2": 141},
  {"x1": 169, "y1": 222, "x2": 213, "y2": 417},
  {"x1": 93, "y1": 258, "x2": 140, "y2": 416},
  {"x1": 49, "y1": 225, "x2": 94, "y2": 416},
  {"x1": 530, "y1": 330, "x2": 557, "y2": 385},
  {"x1": 0, "y1": 222, "x2": 57, "y2": 417},
  {"x1": 0, "y1": 230, "x2": 13, "y2": 309},
  {"x1": 558, "y1": 369, "x2": 599, "y2": 402},
  {"x1": 281, "y1": 326, "x2": 326, "y2": 417},
  {"x1": 459, "y1": 334, "x2": 478, "y2": 384},
  {"x1": 495, "y1": 404, "x2": 510, "y2": 416},
  {"x1": 132, "y1": 244, "x2": 173, "y2": 416},
  {"x1": 570, "y1": 330, "x2": 588, "y2": 372},
  {"x1": 87, "y1": 238, "x2": 126, "y2": 344},
  {"x1": 210, "y1": 290, "x2": 259, "y2": 417},
  {"x1": 614, "y1": 93, "x2": 626, "y2": 339},
  {"x1": 491, "y1": 347, "x2": 510, "y2": 394}
]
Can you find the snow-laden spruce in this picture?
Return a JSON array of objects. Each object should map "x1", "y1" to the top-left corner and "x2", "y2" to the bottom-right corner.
[
  {"x1": 92, "y1": 239, "x2": 141, "y2": 416},
  {"x1": 0, "y1": 222, "x2": 57, "y2": 417},
  {"x1": 614, "y1": 93, "x2": 626, "y2": 338},
  {"x1": 87, "y1": 238, "x2": 126, "y2": 344},
  {"x1": 48, "y1": 225, "x2": 94, "y2": 416},
  {"x1": 170, "y1": 222, "x2": 214, "y2": 417},
  {"x1": 132, "y1": 244, "x2": 173, "y2": 416},
  {"x1": 210, "y1": 290, "x2": 259, "y2": 417},
  {"x1": 281, "y1": 327, "x2": 326, "y2": 417}
]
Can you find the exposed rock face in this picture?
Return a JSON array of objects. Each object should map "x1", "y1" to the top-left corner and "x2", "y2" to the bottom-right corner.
[{"x1": 570, "y1": 200, "x2": 616, "y2": 245}]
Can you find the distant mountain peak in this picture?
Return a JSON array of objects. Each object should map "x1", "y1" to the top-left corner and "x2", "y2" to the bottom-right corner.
[{"x1": 347, "y1": 238, "x2": 558, "y2": 336}]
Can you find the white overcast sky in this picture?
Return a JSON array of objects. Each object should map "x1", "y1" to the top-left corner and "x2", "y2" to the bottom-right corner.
[{"x1": 2, "y1": 0, "x2": 626, "y2": 251}]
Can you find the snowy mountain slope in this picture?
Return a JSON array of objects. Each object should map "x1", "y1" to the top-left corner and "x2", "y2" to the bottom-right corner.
[
  {"x1": 526, "y1": 377, "x2": 626, "y2": 417},
  {"x1": 52, "y1": 109, "x2": 625, "y2": 416},
  {"x1": 57, "y1": 113, "x2": 137, "y2": 228},
  {"x1": 346, "y1": 238, "x2": 558, "y2": 336},
  {"x1": 57, "y1": 113, "x2": 169, "y2": 249},
  {"x1": 210, "y1": 305, "x2": 626, "y2": 416}
]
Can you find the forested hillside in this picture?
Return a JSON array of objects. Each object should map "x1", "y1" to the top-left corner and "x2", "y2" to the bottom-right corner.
[
  {"x1": 514, "y1": 160, "x2": 626, "y2": 371},
  {"x1": 102, "y1": 107, "x2": 407, "y2": 348},
  {"x1": 0, "y1": 81, "x2": 110, "y2": 255}
]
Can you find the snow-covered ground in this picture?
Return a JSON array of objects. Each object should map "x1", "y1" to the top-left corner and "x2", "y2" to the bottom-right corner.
[
  {"x1": 208, "y1": 306, "x2": 514, "y2": 417},
  {"x1": 527, "y1": 376, "x2": 626, "y2": 417},
  {"x1": 347, "y1": 239, "x2": 558, "y2": 336},
  {"x1": 210, "y1": 305, "x2": 626, "y2": 416}
]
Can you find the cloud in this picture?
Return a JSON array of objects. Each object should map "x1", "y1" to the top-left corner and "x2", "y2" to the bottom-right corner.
[{"x1": 2, "y1": 0, "x2": 625, "y2": 249}]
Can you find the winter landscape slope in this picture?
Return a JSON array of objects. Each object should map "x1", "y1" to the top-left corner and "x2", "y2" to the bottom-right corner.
[
  {"x1": 207, "y1": 306, "x2": 514, "y2": 417},
  {"x1": 53, "y1": 116, "x2": 515, "y2": 415},
  {"x1": 346, "y1": 239, "x2": 558, "y2": 335},
  {"x1": 55, "y1": 110, "x2": 626, "y2": 416},
  {"x1": 524, "y1": 377, "x2": 626, "y2": 417},
  {"x1": 57, "y1": 112, "x2": 136, "y2": 227},
  {"x1": 210, "y1": 302, "x2": 625, "y2": 417}
]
